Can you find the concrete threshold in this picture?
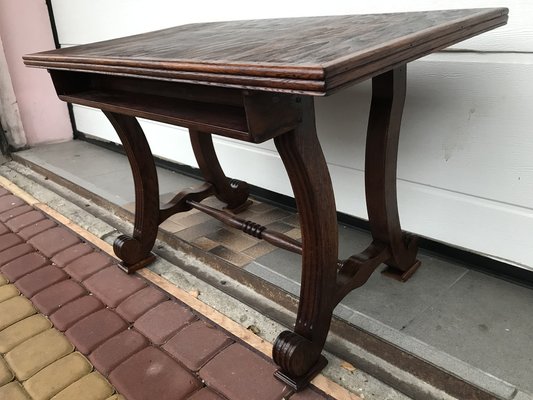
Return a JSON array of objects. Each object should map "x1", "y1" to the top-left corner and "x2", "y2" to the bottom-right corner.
[{"x1": 4, "y1": 156, "x2": 532, "y2": 400}]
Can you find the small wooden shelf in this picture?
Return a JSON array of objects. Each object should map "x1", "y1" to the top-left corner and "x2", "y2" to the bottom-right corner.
[{"x1": 60, "y1": 89, "x2": 251, "y2": 141}]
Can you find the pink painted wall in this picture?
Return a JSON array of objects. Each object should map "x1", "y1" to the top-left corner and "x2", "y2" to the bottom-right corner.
[{"x1": 0, "y1": 0, "x2": 72, "y2": 145}]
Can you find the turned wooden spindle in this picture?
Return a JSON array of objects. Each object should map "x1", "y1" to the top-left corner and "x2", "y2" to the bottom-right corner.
[{"x1": 187, "y1": 200, "x2": 302, "y2": 254}]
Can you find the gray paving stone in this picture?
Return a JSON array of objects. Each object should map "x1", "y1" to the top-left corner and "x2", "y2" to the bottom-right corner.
[
  {"x1": 92, "y1": 171, "x2": 135, "y2": 205},
  {"x1": 253, "y1": 248, "x2": 301, "y2": 283},
  {"x1": 157, "y1": 168, "x2": 201, "y2": 194},
  {"x1": 244, "y1": 261, "x2": 300, "y2": 296},
  {"x1": 94, "y1": 168, "x2": 197, "y2": 206},
  {"x1": 337, "y1": 223, "x2": 371, "y2": 259},
  {"x1": 17, "y1": 141, "x2": 201, "y2": 206},
  {"x1": 251, "y1": 223, "x2": 371, "y2": 286},
  {"x1": 18, "y1": 141, "x2": 130, "y2": 180},
  {"x1": 403, "y1": 270, "x2": 533, "y2": 394},
  {"x1": 513, "y1": 391, "x2": 533, "y2": 400},
  {"x1": 339, "y1": 251, "x2": 467, "y2": 330},
  {"x1": 253, "y1": 229, "x2": 468, "y2": 330}
]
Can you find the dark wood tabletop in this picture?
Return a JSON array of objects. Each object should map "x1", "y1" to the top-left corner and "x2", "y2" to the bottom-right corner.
[{"x1": 24, "y1": 8, "x2": 507, "y2": 95}]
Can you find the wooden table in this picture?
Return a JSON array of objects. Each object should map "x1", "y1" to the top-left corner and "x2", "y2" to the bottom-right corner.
[{"x1": 25, "y1": 8, "x2": 508, "y2": 390}]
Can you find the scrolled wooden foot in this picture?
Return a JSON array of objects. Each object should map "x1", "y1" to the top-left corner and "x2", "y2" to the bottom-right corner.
[
  {"x1": 113, "y1": 234, "x2": 156, "y2": 274},
  {"x1": 272, "y1": 331, "x2": 327, "y2": 390},
  {"x1": 104, "y1": 112, "x2": 160, "y2": 271}
]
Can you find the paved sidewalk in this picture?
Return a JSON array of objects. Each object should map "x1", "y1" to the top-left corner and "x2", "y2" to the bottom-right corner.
[{"x1": 0, "y1": 185, "x2": 335, "y2": 400}]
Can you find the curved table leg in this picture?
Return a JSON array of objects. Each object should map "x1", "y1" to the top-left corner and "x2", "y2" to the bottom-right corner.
[
  {"x1": 365, "y1": 66, "x2": 420, "y2": 281},
  {"x1": 190, "y1": 130, "x2": 250, "y2": 213},
  {"x1": 272, "y1": 98, "x2": 339, "y2": 390},
  {"x1": 104, "y1": 112, "x2": 158, "y2": 273}
]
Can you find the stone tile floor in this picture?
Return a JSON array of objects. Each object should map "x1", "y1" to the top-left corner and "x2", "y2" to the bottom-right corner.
[
  {"x1": 142, "y1": 195, "x2": 300, "y2": 268},
  {"x1": 0, "y1": 186, "x2": 330, "y2": 400},
  {"x1": 14, "y1": 140, "x2": 533, "y2": 397}
]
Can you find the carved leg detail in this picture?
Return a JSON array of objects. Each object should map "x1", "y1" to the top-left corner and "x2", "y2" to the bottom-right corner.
[
  {"x1": 190, "y1": 130, "x2": 250, "y2": 212},
  {"x1": 104, "y1": 112, "x2": 159, "y2": 273},
  {"x1": 365, "y1": 66, "x2": 420, "y2": 281},
  {"x1": 272, "y1": 98, "x2": 338, "y2": 390}
]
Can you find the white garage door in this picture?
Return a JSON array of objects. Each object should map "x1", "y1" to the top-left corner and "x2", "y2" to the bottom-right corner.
[{"x1": 50, "y1": 0, "x2": 533, "y2": 270}]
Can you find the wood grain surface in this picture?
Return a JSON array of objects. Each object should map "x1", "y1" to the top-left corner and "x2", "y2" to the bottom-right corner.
[{"x1": 24, "y1": 8, "x2": 507, "y2": 95}]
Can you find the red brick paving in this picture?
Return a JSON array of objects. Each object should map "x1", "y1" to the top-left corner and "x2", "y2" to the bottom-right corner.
[
  {"x1": 199, "y1": 343, "x2": 293, "y2": 400},
  {"x1": 89, "y1": 329, "x2": 148, "y2": 376},
  {"x1": 84, "y1": 267, "x2": 146, "y2": 307},
  {"x1": 1, "y1": 252, "x2": 49, "y2": 281},
  {"x1": 110, "y1": 346, "x2": 202, "y2": 400},
  {"x1": 0, "y1": 195, "x2": 25, "y2": 213},
  {"x1": 64, "y1": 251, "x2": 113, "y2": 281},
  {"x1": 163, "y1": 320, "x2": 233, "y2": 371},
  {"x1": 51, "y1": 242, "x2": 93, "y2": 267},
  {"x1": 0, "y1": 243, "x2": 34, "y2": 266},
  {"x1": 115, "y1": 285, "x2": 168, "y2": 322},
  {"x1": 28, "y1": 226, "x2": 81, "y2": 257},
  {"x1": 0, "y1": 233, "x2": 23, "y2": 252},
  {"x1": 134, "y1": 300, "x2": 196, "y2": 345},
  {"x1": 14, "y1": 265, "x2": 68, "y2": 297},
  {"x1": 0, "y1": 187, "x2": 332, "y2": 400},
  {"x1": 0, "y1": 221, "x2": 8, "y2": 235},
  {"x1": 188, "y1": 388, "x2": 226, "y2": 400},
  {"x1": 31, "y1": 279, "x2": 86, "y2": 315},
  {"x1": 0, "y1": 204, "x2": 34, "y2": 222},
  {"x1": 66, "y1": 308, "x2": 128, "y2": 354},
  {"x1": 5, "y1": 210, "x2": 46, "y2": 232},
  {"x1": 49, "y1": 295, "x2": 105, "y2": 331},
  {"x1": 18, "y1": 218, "x2": 57, "y2": 240}
]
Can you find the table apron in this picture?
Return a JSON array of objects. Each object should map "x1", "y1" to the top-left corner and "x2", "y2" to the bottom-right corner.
[{"x1": 50, "y1": 70, "x2": 304, "y2": 143}]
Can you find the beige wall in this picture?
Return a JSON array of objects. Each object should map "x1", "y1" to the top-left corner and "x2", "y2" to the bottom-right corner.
[{"x1": 0, "y1": 0, "x2": 71, "y2": 146}]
